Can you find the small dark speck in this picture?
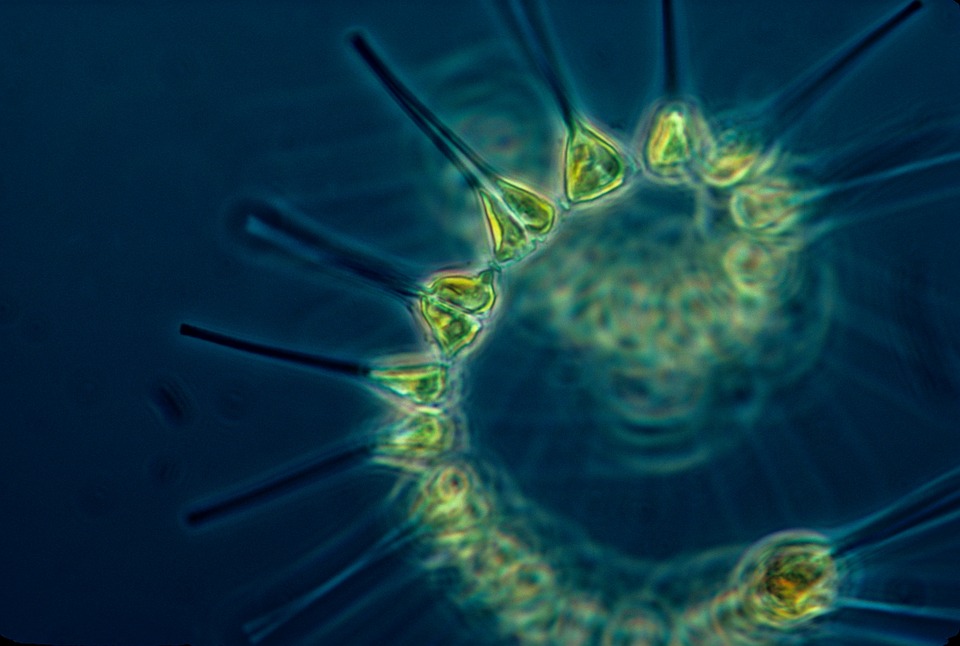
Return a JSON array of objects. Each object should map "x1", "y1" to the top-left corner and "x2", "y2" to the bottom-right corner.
[
  {"x1": 148, "y1": 376, "x2": 197, "y2": 428},
  {"x1": 17, "y1": 314, "x2": 51, "y2": 343},
  {"x1": 215, "y1": 381, "x2": 255, "y2": 427}
]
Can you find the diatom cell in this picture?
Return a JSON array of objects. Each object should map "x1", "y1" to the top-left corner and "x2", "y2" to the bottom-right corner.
[{"x1": 2, "y1": 2, "x2": 960, "y2": 646}]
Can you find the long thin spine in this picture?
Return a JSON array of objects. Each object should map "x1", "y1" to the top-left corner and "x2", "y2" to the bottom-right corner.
[
  {"x1": 818, "y1": 594, "x2": 960, "y2": 646},
  {"x1": 350, "y1": 31, "x2": 557, "y2": 264},
  {"x1": 765, "y1": 0, "x2": 924, "y2": 134},
  {"x1": 227, "y1": 197, "x2": 422, "y2": 298},
  {"x1": 242, "y1": 522, "x2": 419, "y2": 644},
  {"x1": 228, "y1": 196, "x2": 510, "y2": 353},
  {"x1": 349, "y1": 31, "x2": 499, "y2": 187},
  {"x1": 830, "y1": 464, "x2": 960, "y2": 562},
  {"x1": 660, "y1": 0, "x2": 680, "y2": 96},
  {"x1": 796, "y1": 149, "x2": 960, "y2": 220},
  {"x1": 806, "y1": 184, "x2": 960, "y2": 244},
  {"x1": 731, "y1": 151, "x2": 960, "y2": 242},
  {"x1": 180, "y1": 323, "x2": 370, "y2": 378},
  {"x1": 180, "y1": 322, "x2": 449, "y2": 404},
  {"x1": 291, "y1": 567, "x2": 425, "y2": 646},
  {"x1": 800, "y1": 149, "x2": 960, "y2": 237},
  {"x1": 182, "y1": 402, "x2": 463, "y2": 529},
  {"x1": 181, "y1": 438, "x2": 375, "y2": 529},
  {"x1": 497, "y1": 0, "x2": 627, "y2": 203},
  {"x1": 243, "y1": 455, "x2": 506, "y2": 643},
  {"x1": 497, "y1": 0, "x2": 576, "y2": 126},
  {"x1": 835, "y1": 597, "x2": 960, "y2": 625}
]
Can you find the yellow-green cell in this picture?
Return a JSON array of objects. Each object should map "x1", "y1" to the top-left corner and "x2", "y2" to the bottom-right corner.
[
  {"x1": 494, "y1": 582, "x2": 561, "y2": 644},
  {"x1": 643, "y1": 103, "x2": 700, "y2": 183},
  {"x1": 499, "y1": 558, "x2": 557, "y2": 608},
  {"x1": 409, "y1": 462, "x2": 494, "y2": 536},
  {"x1": 465, "y1": 554, "x2": 556, "y2": 612},
  {"x1": 696, "y1": 129, "x2": 766, "y2": 188},
  {"x1": 722, "y1": 236, "x2": 794, "y2": 297},
  {"x1": 479, "y1": 189, "x2": 535, "y2": 263},
  {"x1": 368, "y1": 359, "x2": 448, "y2": 404},
  {"x1": 603, "y1": 594, "x2": 669, "y2": 646},
  {"x1": 734, "y1": 530, "x2": 838, "y2": 630},
  {"x1": 565, "y1": 121, "x2": 626, "y2": 203},
  {"x1": 495, "y1": 177, "x2": 557, "y2": 236},
  {"x1": 549, "y1": 596, "x2": 607, "y2": 646},
  {"x1": 452, "y1": 528, "x2": 562, "y2": 642},
  {"x1": 419, "y1": 296, "x2": 483, "y2": 356},
  {"x1": 730, "y1": 179, "x2": 803, "y2": 235},
  {"x1": 426, "y1": 269, "x2": 496, "y2": 315},
  {"x1": 374, "y1": 407, "x2": 457, "y2": 468}
]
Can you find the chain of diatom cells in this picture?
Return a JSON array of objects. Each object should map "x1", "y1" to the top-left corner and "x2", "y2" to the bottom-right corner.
[{"x1": 349, "y1": 24, "x2": 840, "y2": 644}]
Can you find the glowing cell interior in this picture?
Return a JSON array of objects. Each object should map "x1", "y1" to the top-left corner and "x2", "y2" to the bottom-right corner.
[
  {"x1": 564, "y1": 120, "x2": 627, "y2": 203},
  {"x1": 368, "y1": 359, "x2": 448, "y2": 405}
]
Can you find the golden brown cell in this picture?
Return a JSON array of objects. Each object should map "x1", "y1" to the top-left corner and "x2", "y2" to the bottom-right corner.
[
  {"x1": 374, "y1": 407, "x2": 458, "y2": 469},
  {"x1": 730, "y1": 179, "x2": 804, "y2": 235},
  {"x1": 426, "y1": 269, "x2": 497, "y2": 315},
  {"x1": 480, "y1": 189, "x2": 537, "y2": 263},
  {"x1": 369, "y1": 358, "x2": 449, "y2": 404},
  {"x1": 734, "y1": 531, "x2": 839, "y2": 630},
  {"x1": 641, "y1": 101, "x2": 706, "y2": 184},
  {"x1": 565, "y1": 121, "x2": 627, "y2": 203},
  {"x1": 496, "y1": 177, "x2": 558, "y2": 236},
  {"x1": 419, "y1": 296, "x2": 483, "y2": 356}
]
